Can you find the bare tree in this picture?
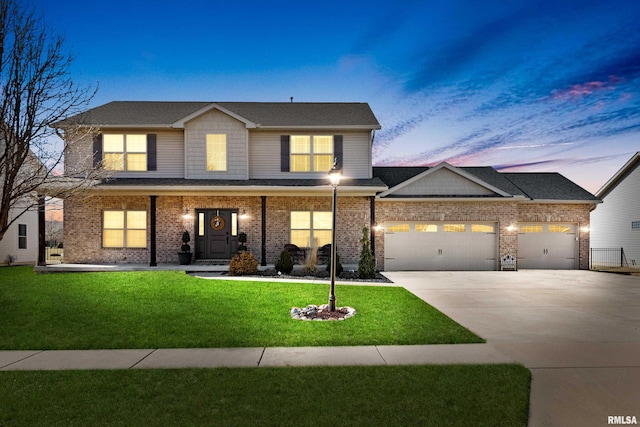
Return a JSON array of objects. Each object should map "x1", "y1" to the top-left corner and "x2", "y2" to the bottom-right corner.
[{"x1": 0, "y1": 0, "x2": 100, "y2": 244}]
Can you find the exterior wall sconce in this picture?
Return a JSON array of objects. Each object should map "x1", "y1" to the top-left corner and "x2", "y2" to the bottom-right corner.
[
  {"x1": 240, "y1": 209, "x2": 249, "y2": 220},
  {"x1": 507, "y1": 224, "x2": 517, "y2": 232},
  {"x1": 182, "y1": 209, "x2": 192, "y2": 220}
]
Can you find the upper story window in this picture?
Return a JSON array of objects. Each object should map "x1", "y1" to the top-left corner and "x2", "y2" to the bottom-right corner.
[
  {"x1": 206, "y1": 134, "x2": 227, "y2": 171},
  {"x1": 290, "y1": 135, "x2": 333, "y2": 172},
  {"x1": 103, "y1": 134, "x2": 147, "y2": 171}
]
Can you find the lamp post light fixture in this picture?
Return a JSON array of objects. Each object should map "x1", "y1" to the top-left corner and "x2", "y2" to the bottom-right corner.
[{"x1": 328, "y1": 160, "x2": 342, "y2": 312}]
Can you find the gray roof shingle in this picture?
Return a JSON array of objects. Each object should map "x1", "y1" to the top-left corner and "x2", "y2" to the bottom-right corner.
[
  {"x1": 372, "y1": 166, "x2": 599, "y2": 201},
  {"x1": 55, "y1": 101, "x2": 381, "y2": 128}
]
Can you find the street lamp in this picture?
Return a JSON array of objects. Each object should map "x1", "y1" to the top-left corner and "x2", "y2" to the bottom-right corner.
[{"x1": 328, "y1": 160, "x2": 342, "y2": 312}]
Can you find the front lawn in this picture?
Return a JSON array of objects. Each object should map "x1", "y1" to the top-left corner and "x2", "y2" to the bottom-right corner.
[
  {"x1": 0, "y1": 365, "x2": 530, "y2": 426},
  {"x1": 0, "y1": 266, "x2": 482, "y2": 349}
]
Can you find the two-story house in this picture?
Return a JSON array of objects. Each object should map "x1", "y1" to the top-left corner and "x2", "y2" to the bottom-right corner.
[{"x1": 56, "y1": 101, "x2": 600, "y2": 270}]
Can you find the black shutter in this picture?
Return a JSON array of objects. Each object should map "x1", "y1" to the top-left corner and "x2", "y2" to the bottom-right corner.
[
  {"x1": 147, "y1": 134, "x2": 157, "y2": 171},
  {"x1": 93, "y1": 134, "x2": 103, "y2": 167},
  {"x1": 334, "y1": 135, "x2": 343, "y2": 168},
  {"x1": 280, "y1": 135, "x2": 290, "y2": 172}
]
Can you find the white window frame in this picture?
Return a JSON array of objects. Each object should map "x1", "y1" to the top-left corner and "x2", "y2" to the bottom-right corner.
[
  {"x1": 102, "y1": 210, "x2": 147, "y2": 248},
  {"x1": 18, "y1": 224, "x2": 27, "y2": 250},
  {"x1": 290, "y1": 211, "x2": 332, "y2": 247},
  {"x1": 103, "y1": 134, "x2": 147, "y2": 172},
  {"x1": 206, "y1": 134, "x2": 227, "y2": 172},
  {"x1": 290, "y1": 135, "x2": 334, "y2": 173}
]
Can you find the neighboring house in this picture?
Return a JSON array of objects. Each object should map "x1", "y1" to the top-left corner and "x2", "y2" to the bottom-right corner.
[
  {"x1": 0, "y1": 202, "x2": 38, "y2": 266},
  {"x1": 590, "y1": 152, "x2": 640, "y2": 267},
  {"x1": 55, "y1": 101, "x2": 600, "y2": 270}
]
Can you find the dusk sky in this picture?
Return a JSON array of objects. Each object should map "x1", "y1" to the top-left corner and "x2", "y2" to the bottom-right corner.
[{"x1": 39, "y1": 0, "x2": 640, "y2": 193}]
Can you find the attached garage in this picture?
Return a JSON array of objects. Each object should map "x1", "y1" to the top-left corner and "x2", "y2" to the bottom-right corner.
[
  {"x1": 384, "y1": 222, "x2": 498, "y2": 271},
  {"x1": 517, "y1": 223, "x2": 578, "y2": 269}
]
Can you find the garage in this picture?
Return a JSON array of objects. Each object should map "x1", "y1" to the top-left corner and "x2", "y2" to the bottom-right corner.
[
  {"x1": 384, "y1": 222, "x2": 498, "y2": 271},
  {"x1": 517, "y1": 223, "x2": 578, "y2": 269}
]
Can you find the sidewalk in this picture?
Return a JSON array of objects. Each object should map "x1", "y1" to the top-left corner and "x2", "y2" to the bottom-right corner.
[{"x1": 0, "y1": 344, "x2": 514, "y2": 371}]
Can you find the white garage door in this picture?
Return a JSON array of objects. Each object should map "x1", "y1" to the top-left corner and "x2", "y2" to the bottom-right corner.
[
  {"x1": 517, "y1": 223, "x2": 578, "y2": 269},
  {"x1": 384, "y1": 222, "x2": 497, "y2": 271}
]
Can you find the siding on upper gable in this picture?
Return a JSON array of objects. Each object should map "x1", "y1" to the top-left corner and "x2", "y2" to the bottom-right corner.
[
  {"x1": 392, "y1": 168, "x2": 497, "y2": 196},
  {"x1": 590, "y1": 164, "x2": 640, "y2": 264},
  {"x1": 248, "y1": 130, "x2": 372, "y2": 179},
  {"x1": 184, "y1": 109, "x2": 248, "y2": 180},
  {"x1": 64, "y1": 130, "x2": 185, "y2": 178}
]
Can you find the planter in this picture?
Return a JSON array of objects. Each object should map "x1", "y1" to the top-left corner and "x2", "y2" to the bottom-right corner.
[{"x1": 178, "y1": 252, "x2": 192, "y2": 265}]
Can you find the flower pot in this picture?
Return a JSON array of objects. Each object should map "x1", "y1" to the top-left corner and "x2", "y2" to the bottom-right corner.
[{"x1": 178, "y1": 252, "x2": 192, "y2": 265}]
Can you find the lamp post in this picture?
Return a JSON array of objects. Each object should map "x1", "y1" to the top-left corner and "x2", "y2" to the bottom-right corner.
[{"x1": 328, "y1": 161, "x2": 342, "y2": 312}]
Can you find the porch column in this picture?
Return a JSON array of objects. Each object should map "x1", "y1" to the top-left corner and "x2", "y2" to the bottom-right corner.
[
  {"x1": 149, "y1": 195, "x2": 157, "y2": 267},
  {"x1": 37, "y1": 195, "x2": 46, "y2": 266},
  {"x1": 370, "y1": 196, "x2": 375, "y2": 257},
  {"x1": 261, "y1": 196, "x2": 267, "y2": 266}
]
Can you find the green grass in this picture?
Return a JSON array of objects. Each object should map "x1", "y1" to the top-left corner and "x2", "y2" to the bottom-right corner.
[
  {"x1": 0, "y1": 266, "x2": 482, "y2": 349},
  {"x1": 0, "y1": 365, "x2": 530, "y2": 426}
]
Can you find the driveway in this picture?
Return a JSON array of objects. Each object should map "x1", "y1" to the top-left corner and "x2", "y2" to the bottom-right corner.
[{"x1": 384, "y1": 270, "x2": 640, "y2": 427}]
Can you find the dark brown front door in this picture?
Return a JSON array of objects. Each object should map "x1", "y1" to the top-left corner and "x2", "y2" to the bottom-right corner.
[{"x1": 195, "y1": 209, "x2": 238, "y2": 259}]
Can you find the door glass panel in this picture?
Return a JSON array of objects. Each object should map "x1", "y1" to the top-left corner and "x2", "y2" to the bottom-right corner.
[
  {"x1": 198, "y1": 213, "x2": 205, "y2": 236},
  {"x1": 231, "y1": 212, "x2": 238, "y2": 236}
]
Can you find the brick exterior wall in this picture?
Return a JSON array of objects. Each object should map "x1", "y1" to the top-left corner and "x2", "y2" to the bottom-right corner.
[
  {"x1": 63, "y1": 194, "x2": 371, "y2": 265},
  {"x1": 64, "y1": 195, "x2": 591, "y2": 270},
  {"x1": 373, "y1": 200, "x2": 592, "y2": 270}
]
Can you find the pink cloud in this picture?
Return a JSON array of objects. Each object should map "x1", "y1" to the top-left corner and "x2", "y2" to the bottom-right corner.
[{"x1": 551, "y1": 76, "x2": 620, "y2": 100}]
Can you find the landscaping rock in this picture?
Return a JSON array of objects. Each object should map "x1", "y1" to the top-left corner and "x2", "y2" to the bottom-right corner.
[{"x1": 290, "y1": 304, "x2": 357, "y2": 321}]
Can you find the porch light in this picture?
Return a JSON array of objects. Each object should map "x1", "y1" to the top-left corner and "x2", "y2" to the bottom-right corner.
[
  {"x1": 182, "y1": 209, "x2": 192, "y2": 220},
  {"x1": 373, "y1": 223, "x2": 384, "y2": 232},
  {"x1": 240, "y1": 209, "x2": 248, "y2": 220},
  {"x1": 328, "y1": 159, "x2": 342, "y2": 312}
]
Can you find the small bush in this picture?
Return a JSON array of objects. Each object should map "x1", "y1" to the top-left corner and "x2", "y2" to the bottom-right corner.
[
  {"x1": 229, "y1": 252, "x2": 258, "y2": 276},
  {"x1": 326, "y1": 253, "x2": 344, "y2": 276},
  {"x1": 357, "y1": 225, "x2": 376, "y2": 279},
  {"x1": 275, "y1": 250, "x2": 294, "y2": 274}
]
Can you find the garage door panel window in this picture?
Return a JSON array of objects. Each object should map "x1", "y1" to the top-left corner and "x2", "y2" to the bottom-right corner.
[
  {"x1": 444, "y1": 224, "x2": 465, "y2": 232},
  {"x1": 471, "y1": 224, "x2": 494, "y2": 233},
  {"x1": 416, "y1": 224, "x2": 437, "y2": 232},
  {"x1": 521, "y1": 225, "x2": 542, "y2": 233},
  {"x1": 388, "y1": 224, "x2": 410, "y2": 232},
  {"x1": 549, "y1": 225, "x2": 572, "y2": 233}
]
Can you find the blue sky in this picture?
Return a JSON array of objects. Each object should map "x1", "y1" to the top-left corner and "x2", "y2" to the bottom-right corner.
[{"x1": 39, "y1": 0, "x2": 640, "y2": 193}]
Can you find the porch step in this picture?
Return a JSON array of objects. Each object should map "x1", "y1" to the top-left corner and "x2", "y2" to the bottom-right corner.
[{"x1": 194, "y1": 259, "x2": 231, "y2": 266}]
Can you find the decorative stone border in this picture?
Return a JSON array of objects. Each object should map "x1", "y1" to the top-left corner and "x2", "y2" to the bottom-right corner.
[{"x1": 290, "y1": 304, "x2": 357, "y2": 321}]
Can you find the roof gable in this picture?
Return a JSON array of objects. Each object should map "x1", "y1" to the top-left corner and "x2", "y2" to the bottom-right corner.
[
  {"x1": 377, "y1": 162, "x2": 512, "y2": 198},
  {"x1": 595, "y1": 152, "x2": 640, "y2": 198}
]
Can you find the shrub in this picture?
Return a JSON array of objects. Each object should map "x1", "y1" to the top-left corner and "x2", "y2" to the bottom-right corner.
[
  {"x1": 228, "y1": 252, "x2": 258, "y2": 276},
  {"x1": 180, "y1": 231, "x2": 191, "y2": 253},
  {"x1": 326, "y1": 253, "x2": 344, "y2": 276},
  {"x1": 275, "y1": 250, "x2": 293, "y2": 274},
  {"x1": 303, "y1": 246, "x2": 318, "y2": 274},
  {"x1": 357, "y1": 225, "x2": 376, "y2": 279}
]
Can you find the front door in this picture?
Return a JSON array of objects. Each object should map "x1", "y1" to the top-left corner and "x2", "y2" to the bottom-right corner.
[{"x1": 195, "y1": 209, "x2": 238, "y2": 259}]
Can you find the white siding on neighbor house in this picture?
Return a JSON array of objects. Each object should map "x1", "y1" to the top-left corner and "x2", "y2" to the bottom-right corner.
[
  {"x1": 249, "y1": 130, "x2": 372, "y2": 179},
  {"x1": 184, "y1": 110, "x2": 248, "y2": 180},
  {"x1": 393, "y1": 168, "x2": 496, "y2": 196},
  {"x1": 0, "y1": 205, "x2": 38, "y2": 265},
  {"x1": 591, "y1": 164, "x2": 640, "y2": 265}
]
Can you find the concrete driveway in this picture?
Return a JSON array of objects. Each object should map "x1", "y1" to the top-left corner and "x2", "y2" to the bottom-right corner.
[{"x1": 384, "y1": 270, "x2": 640, "y2": 427}]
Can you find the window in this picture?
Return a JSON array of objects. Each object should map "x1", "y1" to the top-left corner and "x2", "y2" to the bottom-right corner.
[
  {"x1": 416, "y1": 224, "x2": 437, "y2": 232},
  {"x1": 472, "y1": 224, "x2": 494, "y2": 233},
  {"x1": 632, "y1": 221, "x2": 640, "y2": 230},
  {"x1": 206, "y1": 134, "x2": 227, "y2": 171},
  {"x1": 103, "y1": 134, "x2": 147, "y2": 171},
  {"x1": 18, "y1": 224, "x2": 27, "y2": 249},
  {"x1": 290, "y1": 211, "x2": 332, "y2": 247},
  {"x1": 520, "y1": 225, "x2": 542, "y2": 233},
  {"x1": 549, "y1": 225, "x2": 572, "y2": 233},
  {"x1": 388, "y1": 224, "x2": 410, "y2": 232},
  {"x1": 103, "y1": 210, "x2": 147, "y2": 248},
  {"x1": 444, "y1": 224, "x2": 465, "y2": 232},
  {"x1": 290, "y1": 135, "x2": 334, "y2": 172}
]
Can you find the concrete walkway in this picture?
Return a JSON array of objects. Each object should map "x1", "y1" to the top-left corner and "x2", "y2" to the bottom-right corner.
[{"x1": 0, "y1": 344, "x2": 513, "y2": 371}]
